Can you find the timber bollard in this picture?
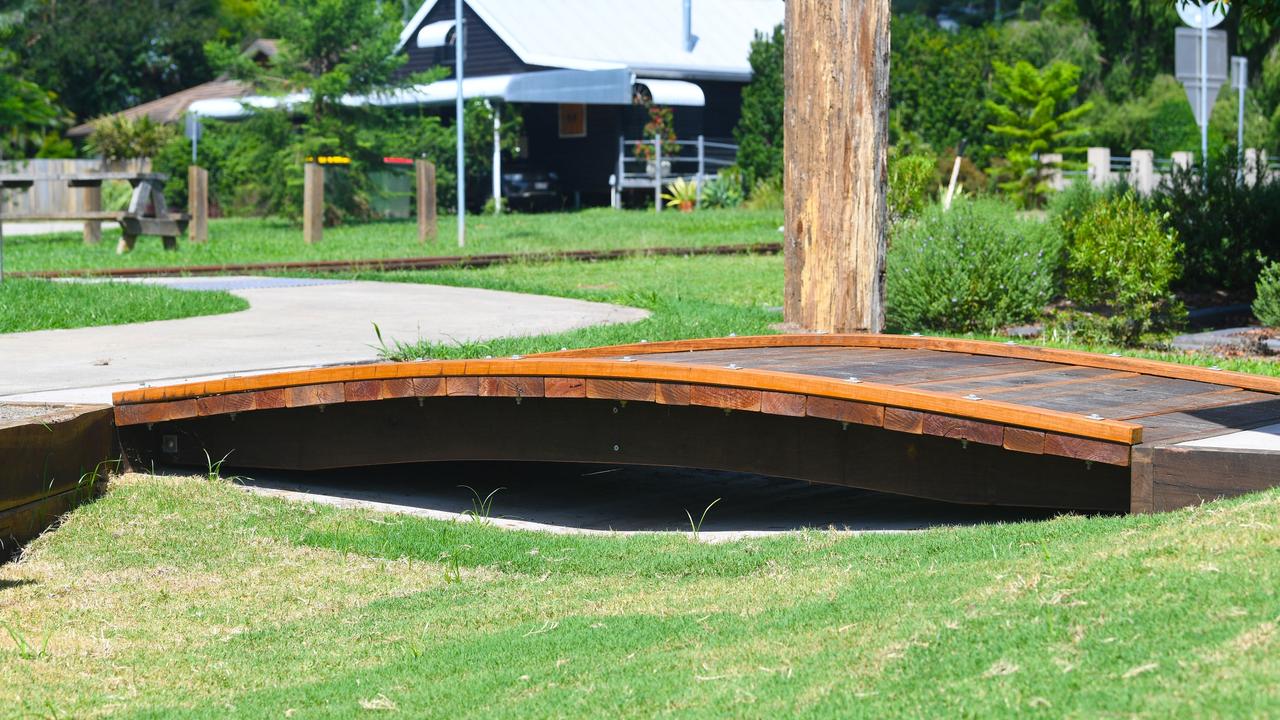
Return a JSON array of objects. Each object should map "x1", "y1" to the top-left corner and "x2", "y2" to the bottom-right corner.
[
  {"x1": 303, "y1": 162, "x2": 324, "y2": 245},
  {"x1": 188, "y1": 165, "x2": 208, "y2": 244},
  {"x1": 83, "y1": 184, "x2": 102, "y2": 245},
  {"x1": 416, "y1": 159, "x2": 437, "y2": 243}
]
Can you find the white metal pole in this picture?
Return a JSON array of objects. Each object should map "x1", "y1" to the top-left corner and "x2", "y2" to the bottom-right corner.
[
  {"x1": 491, "y1": 102, "x2": 501, "y2": 214},
  {"x1": 1237, "y1": 56, "x2": 1247, "y2": 184},
  {"x1": 615, "y1": 135, "x2": 624, "y2": 209},
  {"x1": 654, "y1": 138, "x2": 663, "y2": 212},
  {"x1": 1200, "y1": 21, "x2": 1208, "y2": 174},
  {"x1": 696, "y1": 134, "x2": 705, "y2": 203},
  {"x1": 455, "y1": 0, "x2": 466, "y2": 247}
]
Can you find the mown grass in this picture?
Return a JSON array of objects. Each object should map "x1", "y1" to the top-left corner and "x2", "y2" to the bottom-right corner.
[
  {"x1": 0, "y1": 279, "x2": 248, "y2": 334},
  {"x1": 5, "y1": 209, "x2": 782, "y2": 273},
  {"x1": 360, "y1": 252, "x2": 783, "y2": 360},
  {"x1": 339, "y1": 252, "x2": 1280, "y2": 378},
  {"x1": 2, "y1": 473, "x2": 1278, "y2": 717}
]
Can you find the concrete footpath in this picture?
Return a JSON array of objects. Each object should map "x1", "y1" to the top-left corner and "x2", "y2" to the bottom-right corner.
[{"x1": 0, "y1": 276, "x2": 648, "y2": 403}]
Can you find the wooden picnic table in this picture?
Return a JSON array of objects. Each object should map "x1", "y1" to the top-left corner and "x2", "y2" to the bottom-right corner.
[{"x1": 0, "y1": 171, "x2": 190, "y2": 257}]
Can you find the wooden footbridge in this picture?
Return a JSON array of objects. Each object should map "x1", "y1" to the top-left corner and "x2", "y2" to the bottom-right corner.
[{"x1": 112, "y1": 335, "x2": 1280, "y2": 514}]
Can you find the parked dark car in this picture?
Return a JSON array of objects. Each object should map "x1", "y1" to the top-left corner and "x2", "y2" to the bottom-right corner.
[{"x1": 501, "y1": 168, "x2": 563, "y2": 211}]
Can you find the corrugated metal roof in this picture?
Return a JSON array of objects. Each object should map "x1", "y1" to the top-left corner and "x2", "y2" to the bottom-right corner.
[{"x1": 398, "y1": 0, "x2": 784, "y2": 81}]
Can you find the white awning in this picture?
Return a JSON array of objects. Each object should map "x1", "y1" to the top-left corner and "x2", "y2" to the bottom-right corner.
[
  {"x1": 416, "y1": 20, "x2": 455, "y2": 49},
  {"x1": 367, "y1": 69, "x2": 640, "y2": 107},
  {"x1": 186, "y1": 92, "x2": 309, "y2": 119},
  {"x1": 187, "y1": 69, "x2": 705, "y2": 120},
  {"x1": 634, "y1": 78, "x2": 705, "y2": 107}
]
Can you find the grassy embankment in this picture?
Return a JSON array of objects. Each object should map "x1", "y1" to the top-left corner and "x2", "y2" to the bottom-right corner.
[{"x1": 2, "y1": 473, "x2": 1278, "y2": 717}]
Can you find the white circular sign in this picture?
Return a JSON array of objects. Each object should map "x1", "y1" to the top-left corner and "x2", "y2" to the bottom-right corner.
[{"x1": 1177, "y1": 0, "x2": 1227, "y2": 29}]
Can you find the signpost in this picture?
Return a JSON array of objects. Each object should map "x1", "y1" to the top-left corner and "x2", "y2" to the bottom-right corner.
[
  {"x1": 454, "y1": 0, "x2": 466, "y2": 247},
  {"x1": 1175, "y1": 1, "x2": 1228, "y2": 174},
  {"x1": 185, "y1": 113, "x2": 202, "y2": 164},
  {"x1": 1232, "y1": 55, "x2": 1248, "y2": 183}
]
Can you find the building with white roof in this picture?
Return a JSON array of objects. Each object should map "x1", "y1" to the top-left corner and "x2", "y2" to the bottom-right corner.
[
  {"x1": 186, "y1": 0, "x2": 783, "y2": 209},
  {"x1": 390, "y1": 0, "x2": 783, "y2": 207}
]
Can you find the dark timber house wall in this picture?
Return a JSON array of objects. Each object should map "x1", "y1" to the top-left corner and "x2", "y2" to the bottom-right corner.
[
  {"x1": 400, "y1": 4, "x2": 540, "y2": 79},
  {"x1": 395, "y1": 2, "x2": 755, "y2": 208}
]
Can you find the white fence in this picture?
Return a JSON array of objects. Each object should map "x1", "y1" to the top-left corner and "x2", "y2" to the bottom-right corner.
[{"x1": 1058, "y1": 147, "x2": 1274, "y2": 194}]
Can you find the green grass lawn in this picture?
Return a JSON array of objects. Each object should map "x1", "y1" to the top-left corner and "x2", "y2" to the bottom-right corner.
[
  {"x1": 3, "y1": 473, "x2": 1278, "y2": 717},
  {"x1": 0, "y1": 279, "x2": 247, "y2": 334},
  {"x1": 338, "y1": 252, "x2": 1280, "y2": 378},
  {"x1": 360, "y1": 252, "x2": 783, "y2": 360},
  {"x1": 6, "y1": 209, "x2": 782, "y2": 273},
  {"x1": 5, "y1": 228, "x2": 1280, "y2": 716}
]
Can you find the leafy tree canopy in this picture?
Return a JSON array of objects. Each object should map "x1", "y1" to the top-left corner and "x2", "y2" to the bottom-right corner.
[
  {"x1": 985, "y1": 60, "x2": 1093, "y2": 207},
  {"x1": 733, "y1": 24, "x2": 785, "y2": 188},
  {"x1": 3, "y1": 0, "x2": 232, "y2": 123},
  {"x1": 0, "y1": 48, "x2": 70, "y2": 159}
]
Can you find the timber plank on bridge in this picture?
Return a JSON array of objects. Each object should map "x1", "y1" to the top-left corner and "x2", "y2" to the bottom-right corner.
[{"x1": 112, "y1": 335, "x2": 1280, "y2": 513}]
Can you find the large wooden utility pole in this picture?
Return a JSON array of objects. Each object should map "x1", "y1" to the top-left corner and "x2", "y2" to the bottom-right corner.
[{"x1": 784, "y1": 0, "x2": 891, "y2": 333}]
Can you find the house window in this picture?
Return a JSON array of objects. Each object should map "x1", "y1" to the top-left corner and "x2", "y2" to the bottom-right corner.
[{"x1": 558, "y1": 104, "x2": 587, "y2": 138}]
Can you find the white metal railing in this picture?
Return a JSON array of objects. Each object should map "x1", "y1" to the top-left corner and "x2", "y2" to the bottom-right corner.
[{"x1": 610, "y1": 136, "x2": 738, "y2": 211}]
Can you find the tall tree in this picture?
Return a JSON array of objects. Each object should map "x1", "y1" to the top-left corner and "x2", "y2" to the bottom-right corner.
[
  {"x1": 208, "y1": 0, "x2": 407, "y2": 155},
  {"x1": 890, "y1": 14, "x2": 1001, "y2": 159},
  {"x1": 8, "y1": 0, "x2": 224, "y2": 122},
  {"x1": 259, "y1": 0, "x2": 406, "y2": 128},
  {"x1": 734, "y1": 24, "x2": 785, "y2": 189},
  {"x1": 985, "y1": 60, "x2": 1092, "y2": 208},
  {"x1": 204, "y1": 0, "x2": 409, "y2": 220},
  {"x1": 785, "y1": 0, "x2": 892, "y2": 334},
  {"x1": 0, "y1": 49, "x2": 69, "y2": 159}
]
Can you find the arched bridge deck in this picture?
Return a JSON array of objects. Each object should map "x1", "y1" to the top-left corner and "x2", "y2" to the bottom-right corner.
[{"x1": 113, "y1": 336, "x2": 1280, "y2": 514}]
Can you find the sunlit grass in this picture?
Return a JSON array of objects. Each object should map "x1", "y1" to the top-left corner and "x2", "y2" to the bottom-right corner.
[
  {"x1": 337, "y1": 252, "x2": 1280, "y2": 378},
  {"x1": 2, "y1": 474, "x2": 1277, "y2": 716},
  {"x1": 6, "y1": 208, "x2": 783, "y2": 273},
  {"x1": 0, "y1": 279, "x2": 247, "y2": 334}
]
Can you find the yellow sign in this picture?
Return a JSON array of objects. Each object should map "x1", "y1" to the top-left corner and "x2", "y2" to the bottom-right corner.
[{"x1": 305, "y1": 156, "x2": 352, "y2": 165}]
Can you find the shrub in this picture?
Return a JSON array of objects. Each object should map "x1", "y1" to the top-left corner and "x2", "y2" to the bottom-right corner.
[
  {"x1": 1253, "y1": 262, "x2": 1280, "y2": 328},
  {"x1": 661, "y1": 177, "x2": 699, "y2": 211},
  {"x1": 635, "y1": 105, "x2": 679, "y2": 162},
  {"x1": 700, "y1": 169, "x2": 744, "y2": 209},
  {"x1": 1058, "y1": 192, "x2": 1183, "y2": 344},
  {"x1": 743, "y1": 175, "x2": 783, "y2": 211},
  {"x1": 1046, "y1": 178, "x2": 1128, "y2": 234},
  {"x1": 86, "y1": 115, "x2": 177, "y2": 161},
  {"x1": 1150, "y1": 162, "x2": 1280, "y2": 293},
  {"x1": 1086, "y1": 75, "x2": 1200, "y2": 157},
  {"x1": 934, "y1": 149, "x2": 987, "y2": 199},
  {"x1": 888, "y1": 152, "x2": 937, "y2": 220},
  {"x1": 887, "y1": 198, "x2": 1063, "y2": 333}
]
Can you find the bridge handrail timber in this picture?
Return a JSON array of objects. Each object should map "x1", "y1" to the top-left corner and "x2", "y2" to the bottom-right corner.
[
  {"x1": 536, "y1": 335, "x2": 1280, "y2": 395},
  {"x1": 112, "y1": 350, "x2": 1144, "y2": 445}
]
